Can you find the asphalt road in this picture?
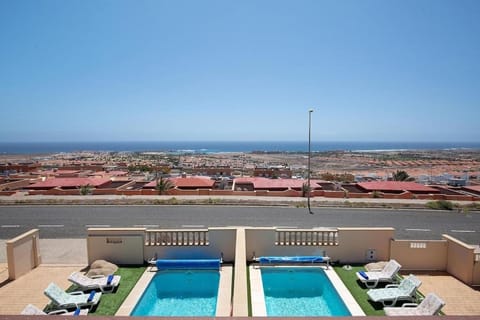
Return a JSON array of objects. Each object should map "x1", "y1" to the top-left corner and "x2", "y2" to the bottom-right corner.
[{"x1": 0, "y1": 205, "x2": 478, "y2": 244}]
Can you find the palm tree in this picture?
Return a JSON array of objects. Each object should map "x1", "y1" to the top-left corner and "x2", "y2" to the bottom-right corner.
[
  {"x1": 392, "y1": 170, "x2": 414, "y2": 181},
  {"x1": 79, "y1": 184, "x2": 92, "y2": 195},
  {"x1": 301, "y1": 182, "x2": 310, "y2": 197},
  {"x1": 155, "y1": 177, "x2": 174, "y2": 195}
]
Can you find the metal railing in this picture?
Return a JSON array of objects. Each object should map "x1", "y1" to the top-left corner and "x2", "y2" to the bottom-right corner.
[
  {"x1": 275, "y1": 229, "x2": 338, "y2": 246},
  {"x1": 145, "y1": 229, "x2": 209, "y2": 246}
]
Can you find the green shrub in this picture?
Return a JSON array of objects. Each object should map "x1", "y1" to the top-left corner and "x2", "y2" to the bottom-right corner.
[
  {"x1": 426, "y1": 200, "x2": 454, "y2": 210},
  {"x1": 166, "y1": 197, "x2": 178, "y2": 205},
  {"x1": 372, "y1": 191, "x2": 382, "y2": 198}
]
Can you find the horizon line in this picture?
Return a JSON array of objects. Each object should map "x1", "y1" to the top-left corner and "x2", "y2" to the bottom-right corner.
[{"x1": 1, "y1": 140, "x2": 480, "y2": 144}]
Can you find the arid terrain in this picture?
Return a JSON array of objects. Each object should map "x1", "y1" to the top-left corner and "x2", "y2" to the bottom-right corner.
[{"x1": 2, "y1": 149, "x2": 479, "y2": 182}]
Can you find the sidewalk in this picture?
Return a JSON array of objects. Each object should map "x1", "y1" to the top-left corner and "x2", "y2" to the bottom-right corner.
[{"x1": 0, "y1": 239, "x2": 87, "y2": 264}]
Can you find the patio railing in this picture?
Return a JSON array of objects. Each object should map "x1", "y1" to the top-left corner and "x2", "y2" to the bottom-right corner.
[
  {"x1": 275, "y1": 229, "x2": 338, "y2": 246},
  {"x1": 145, "y1": 229, "x2": 209, "y2": 246}
]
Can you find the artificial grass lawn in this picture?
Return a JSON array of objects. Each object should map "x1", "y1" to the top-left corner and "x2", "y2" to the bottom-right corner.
[
  {"x1": 57, "y1": 266, "x2": 146, "y2": 316},
  {"x1": 333, "y1": 265, "x2": 386, "y2": 316},
  {"x1": 90, "y1": 266, "x2": 146, "y2": 316}
]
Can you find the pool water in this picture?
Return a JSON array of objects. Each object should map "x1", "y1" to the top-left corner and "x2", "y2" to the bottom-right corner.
[
  {"x1": 260, "y1": 267, "x2": 351, "y2": 316},
  {"x1": 131, "y1": 270, "x2": 220, "y2": 316}
]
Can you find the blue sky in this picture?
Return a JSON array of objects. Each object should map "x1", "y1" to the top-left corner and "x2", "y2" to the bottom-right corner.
[{"x1": 0, "y1": 0, "x2": 479, "y2": 142}]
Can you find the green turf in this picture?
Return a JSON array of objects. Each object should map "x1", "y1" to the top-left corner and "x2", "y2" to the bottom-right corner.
[
  {"x1": 49, "y1": 266, "x2": 147, "y2": 316},
  {"x1": 91, "y1": 266, "x2": 146, "y2": 316},
  {"x1": 333, "y1": 265, "x2": 386, "y2": 316}
]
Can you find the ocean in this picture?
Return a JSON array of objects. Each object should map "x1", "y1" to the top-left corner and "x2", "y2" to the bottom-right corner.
[{"x1": 1, "y1": 141, "x2": 480, "y2": 155}]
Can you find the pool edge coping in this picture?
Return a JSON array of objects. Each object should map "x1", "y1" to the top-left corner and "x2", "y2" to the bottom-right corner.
[
  {"x1": 325, "y1": 267, "x2": 365, "y2": 316},
  {"x1": 115, "y1": 265, "x2": 232, "y2": 316},
  {"x1": 249, "y1": 265, "x2": 365, "y2": 317}
]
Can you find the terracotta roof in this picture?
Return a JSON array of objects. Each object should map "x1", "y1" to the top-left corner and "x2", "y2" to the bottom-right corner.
[
  {"x1": 107, "y1": 171, "x2": 128, "y2": 176},
  {"x1": 143, "y1": 177, "x2": 215, "y2": 188},
  {"x1": 464, "y1": 185, "x2": 480, "y2": 192},
  {"x1": 29, "y1": 177, "x2": 111, "y2": 189},
  {"x1": 358, "y1": 181, "x2": 438, "y2": 192},
  {"x1": 172, "y1": 177, "x2": 215, "y2": 188},
  {"x1": 54, "y1": 170, "x2": 81, "y2": 174},
  {"x1": 234, "y1": 177, "x2": 321, "y2": 189}
]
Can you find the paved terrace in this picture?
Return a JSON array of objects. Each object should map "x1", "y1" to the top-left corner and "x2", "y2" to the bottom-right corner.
[{"x1": 0, "y1": 239, "x2": 479, "y2": 316}]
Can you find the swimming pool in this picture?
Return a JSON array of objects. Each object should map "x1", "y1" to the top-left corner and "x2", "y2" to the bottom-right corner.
[
  {"x1": 131, "y1": 270, "x2": 220, "y2": 316},
  {"x1": 260, "y1": 267, "x2": 351, "y2": 316}
]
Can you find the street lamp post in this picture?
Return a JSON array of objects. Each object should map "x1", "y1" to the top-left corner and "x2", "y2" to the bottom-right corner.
[{"x1": 307, "y1": 109, "x2": 314, "y2": 214}]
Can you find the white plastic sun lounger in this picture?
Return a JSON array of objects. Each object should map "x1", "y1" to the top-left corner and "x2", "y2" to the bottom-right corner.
[
  {"x1": 356, "y1": 259, "x2": 401, "y2": 288},
  {"x1": 68, "y1": 271, "x2": 121, "y2": 293},
  {"x1": 21, "y1": 304, "x2": 89, "y2": 316},
  {"x1": 367, "y1": 274, "x2": 422, "y2": 307},
  {"x1": 384, "y1": 293, "x2": 445, "y2": 316},
  {"x1": 44, "y1": 282, "x2": 102, "y2": 311}
]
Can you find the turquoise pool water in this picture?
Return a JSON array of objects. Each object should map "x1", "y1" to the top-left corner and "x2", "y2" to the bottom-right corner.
[
  {"x1": 260, "y1": 267, "x2": 351, "y2": 316},
  {"x1": 131, "y1": 270, "x2": 220, "y2": 316}
]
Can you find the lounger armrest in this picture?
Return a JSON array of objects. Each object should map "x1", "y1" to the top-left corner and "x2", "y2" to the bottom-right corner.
[
  {"x1": 68, "y1": 291, "x2": 85, "y2": 296},
  {"x1": 48, "y1": 309, "x2": 70, "y2": 315},
  {"x1": 90, "y1": 275, "x2": 106, "y2": 279},
  {"x1": 385, "y1": 284, "x2": 399, "y2": 288},
  {"x1": 400, "y1": 303, "x2": 418, "y2": 308}
]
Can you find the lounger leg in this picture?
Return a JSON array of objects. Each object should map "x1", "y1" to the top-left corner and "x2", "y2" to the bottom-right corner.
[
  {"x1": 365, "y1": 280, "x2": 378, "y2": 289},
  {"x1": 382, "y1": 298, "x2": 398, "y2": 307}
]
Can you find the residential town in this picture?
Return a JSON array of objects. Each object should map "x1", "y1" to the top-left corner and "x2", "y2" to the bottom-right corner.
[{"x1": 1, "y1": 149, "x2": 479, "y2": 201}]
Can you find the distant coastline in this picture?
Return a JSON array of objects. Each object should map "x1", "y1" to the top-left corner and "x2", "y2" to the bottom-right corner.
[{"x1": 1, "y1": 141, "x2": 480, "y2": 155}]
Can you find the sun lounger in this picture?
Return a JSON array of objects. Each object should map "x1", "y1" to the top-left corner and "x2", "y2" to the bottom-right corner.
[
  {"x1": 68, "y1": 271, "x2": 121, "y2": 293},
  {"x1": 367, "y1": 274, "x2": 422, "y2": 307},
  {"x1": 44, "y1": 282, "x2": 102, "y2": 311},
  {"x1": 21, "y1": 303, "x2": 89, "y2": 316},
  {"x1": 384, "y1": 293, "x2": 445, "y2": 316},
  {"x1": 356, "y1": 259, "x2": 401, "y2": 288}
]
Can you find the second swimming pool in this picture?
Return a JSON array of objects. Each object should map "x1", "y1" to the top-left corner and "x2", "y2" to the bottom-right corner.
[
  {"x1": 131, "y1": 270, "x2": 219, "y2": 316},
  {"x1": 260, "y1": 267, "x2": 351, "y2": 316}
]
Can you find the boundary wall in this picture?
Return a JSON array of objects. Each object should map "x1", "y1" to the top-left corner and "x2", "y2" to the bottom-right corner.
[
  {"x1": 6, "y1": 229, "x2": 41, "y2": 280},
  {"x1": 86, "y1": 227, "x2": 395, "y2": 265},
  {"x1": 20, "y1": 187, "x2": 479, "y2": 200},
  {"x1": 6, "y1": 226, "x2": 479, "y2": 288},
  {"x1": 444, "y1": 234, "x2": 479, "y2": 285},
  {"x1": 390, "y1": 239, "x2": 447, "y2": 270},
  {"x1": 245, "y1": 227, "x2": 394, "y2": 263}
]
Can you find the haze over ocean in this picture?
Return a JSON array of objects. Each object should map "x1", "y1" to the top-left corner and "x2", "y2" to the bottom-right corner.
[{"x1": 1, "y1": 141, "x2": 480, "y2": 155}]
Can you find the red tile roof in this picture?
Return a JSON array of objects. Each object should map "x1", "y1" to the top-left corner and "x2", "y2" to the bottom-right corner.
[
  {"x1": 464, "y1": 185, "x2": 480, "y2": 192},
  {"x1": 29, "y1": 177, "x2": 111, "y2": 189},
  {"x1": 234, "y1": 177, "x2": 321, "y2": 189},
  {"x1": 358, "y1": 181, "x2": 438, "y2": 193},
  {"x1": 172, "y1": 177, "x2": 215, "y2": 188},
  {"x1": 143, "y1": 177, "x2": 215, "y2": 188},
  {"x1": 54, "y1": 170, "x2": 81, "y2": 174}
]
